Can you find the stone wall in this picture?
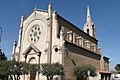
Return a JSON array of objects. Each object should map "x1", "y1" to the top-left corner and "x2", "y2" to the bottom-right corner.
[{"x1": 63, "y1": 42, "x2": 101, "y2": 80}]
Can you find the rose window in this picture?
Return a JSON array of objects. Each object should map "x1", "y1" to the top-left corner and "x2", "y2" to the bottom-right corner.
[{"x1": 29, "y1": 25, "x2": 41, "y2": 43}]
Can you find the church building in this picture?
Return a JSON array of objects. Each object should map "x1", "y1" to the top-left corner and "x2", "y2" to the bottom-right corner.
[{"x1": 12, "y1": 2, "x2": 110, "y2": 80}]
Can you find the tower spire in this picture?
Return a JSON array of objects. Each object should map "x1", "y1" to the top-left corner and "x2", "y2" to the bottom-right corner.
[
  {"x1": 87, "y1": 4, "x2": 92, "y2": 22},
  {"x1": 83, "y1": 4, "x2": 96, "y2": 38}
]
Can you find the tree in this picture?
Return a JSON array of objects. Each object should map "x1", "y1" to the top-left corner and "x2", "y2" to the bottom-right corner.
[
  {"x1": 0, "y1": 60, "x2": 9, "y2": 80},
  {"x1": 9, "y1": 61, "x2": 38, "y2": 80},
  {"x1": 0, "y1": 60, "x2": 38, "y2": 80},
  {"x1": 115, "y1": 64, "x2": 120, "y2": 72},
  {"x1": 0, "y1": 49, "x2": 7, "y2": 80},
  {"x1": 73, "y1": 64, "x2": 97, "y2": 80},
  {"x1": 0, "y1": 60, "x2": 24, "y2": 80},
  {"x1": 9, "y1": 61, "x2": 26, "y2": 80},
  {"x1": 0, "y1": 49, "x2": 7, "y2": 60},
  {"x1": 41, "y1": 63, "x2": 64, "y2": 80}
]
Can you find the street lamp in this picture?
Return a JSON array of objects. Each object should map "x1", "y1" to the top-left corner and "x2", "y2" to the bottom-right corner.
[
  {"x1": 87, "y1": 71, "x2": 90, "y2": 80},
  {"x1": 0, "y1": 26, "x2": 2, "y2": 46},
  {"x1": 37, "y1": 52, "x2": 41, "y2": 80}
]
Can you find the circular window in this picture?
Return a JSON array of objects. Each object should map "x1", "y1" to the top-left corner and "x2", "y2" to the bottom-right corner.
[
  {"x1": 29, "y1": 25, "x2": 41, "y2": 43},
  {"x1": 54, "y1": 47, "x2": 59, "y2": 52}
]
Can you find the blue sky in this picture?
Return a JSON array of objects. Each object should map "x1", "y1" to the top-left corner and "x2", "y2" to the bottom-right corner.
[{"x1": 0, "y1": 0, "x2": 120, "y2": 69}]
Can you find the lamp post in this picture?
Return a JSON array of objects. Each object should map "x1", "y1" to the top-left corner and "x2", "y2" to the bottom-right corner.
[
  {"x1": 23, "y1": 54, "x2": 27, "y2": 80},
  {"x1": 0, "y1": 26, "x2": 2, "y2": 46},
  {"x1": 37, "y1": 52, "x2": 41, "y2": 80},
  {"x1": 87, "y1": 71, "x2": 90, "y2": 80},
  {"x1": 0, "y1": 26, "x2": 2, "y2": 57}
]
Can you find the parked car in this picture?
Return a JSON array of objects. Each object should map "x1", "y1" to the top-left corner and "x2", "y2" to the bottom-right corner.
[{"x1": 114, "y1": 74, "x2": 120, "y2": 80}]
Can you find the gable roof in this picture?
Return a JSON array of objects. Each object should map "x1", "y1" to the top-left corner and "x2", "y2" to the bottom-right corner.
[{"x1": 22, "y1": 44, "x2": 41, "y2": 55}]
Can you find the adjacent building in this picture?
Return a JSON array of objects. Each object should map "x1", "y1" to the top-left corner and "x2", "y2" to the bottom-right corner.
[{"x1": 12, "y1": 2, "x2": 110, "y2": 80}]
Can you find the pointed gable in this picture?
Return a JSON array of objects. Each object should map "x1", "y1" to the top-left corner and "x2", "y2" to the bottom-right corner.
[{"x1": 22, "y1": 44, "x2": 41, "y2": 55}]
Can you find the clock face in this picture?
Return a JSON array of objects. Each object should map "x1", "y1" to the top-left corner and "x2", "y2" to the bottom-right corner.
[{"x1": 29, "y1": 25, "x2": 41, "y2": 43}]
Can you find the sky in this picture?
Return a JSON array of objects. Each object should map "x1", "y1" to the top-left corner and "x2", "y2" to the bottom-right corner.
[{"x1": 0, "y1": 0, "x2": 120, "y2": 69}]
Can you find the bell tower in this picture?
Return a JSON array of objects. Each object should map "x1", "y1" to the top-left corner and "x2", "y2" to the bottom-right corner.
[{"x1": 83, "y1": 4, "x2": 96, "y2": 38}]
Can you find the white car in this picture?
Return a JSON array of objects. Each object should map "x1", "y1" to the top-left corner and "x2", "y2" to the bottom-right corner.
[{"x1": 114, "y1": 74, "x2": 120, "y2": 80}]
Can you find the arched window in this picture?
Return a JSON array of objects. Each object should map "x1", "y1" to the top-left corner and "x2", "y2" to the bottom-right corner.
[
  {"x1": 28, "y1": 57, "x2": 36, "y2": 64},
  {"x1": 87, "y1": 29, "x2": 89, "y2": 35}
]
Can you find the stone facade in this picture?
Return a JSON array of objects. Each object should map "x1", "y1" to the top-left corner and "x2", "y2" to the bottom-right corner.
[{"x1": 11, "y1": 2, "x2": 110, "y2": 80}]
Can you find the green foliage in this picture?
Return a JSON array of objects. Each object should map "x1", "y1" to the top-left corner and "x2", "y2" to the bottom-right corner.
[
  {"x1": 0, "y1": 60, "x2": 38, "y2": 80},
  {"x1": 0, "y1": 49, "x2": 7, "y2": 60},
  {"x1": 115, "y1": 64, "x2": 120, "y2": 71},
  {"x1": 53, "y1": 63, "x2": 64, "y2": 75},
  {"x1": 0, "y1": 49, "x2": 7, "y2": 80},
  {"x1": 0, "y1": 49, "x2": 8, "y2": 80},
  {"x1": 0, "y1": 60, "x2": 9, "y2": 75},
  {"x1": 29, "y1": 64, "x2": 38, "y2": 73},
  {"x1": 0, "y1": 60, "x2": 11, "y2": 80},
  {"x1": 73, "y1": 64, "x2": 97, "y2": 80},
  {"x1": 41, "y1": 63, "x2": 64, "y2": 80},
  {"x1": 0, "y1": 60, "x2": 64, "y2": 80}
]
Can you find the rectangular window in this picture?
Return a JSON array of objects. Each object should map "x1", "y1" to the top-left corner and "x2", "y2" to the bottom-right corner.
[
  {"x1": 85, "y1": 40, "x2": 90, "y2": 49},
  {"x1": 67, "y1": 31, "x2": 73, "y2": 42},
  {"x1": 91, "y1": 44, "x2": 96, "y2": 53},
  {"x1": 77, "y1": 37, "x2": 83, "y2": 47}
]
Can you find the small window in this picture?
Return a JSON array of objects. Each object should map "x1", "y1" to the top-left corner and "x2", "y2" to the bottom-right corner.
[
  {"x1": 54, "y1": 47, "x2": 59, "y2": 52},
  {"x1": 92, "y1": 25, "x2": 95, "y2": 37},
  {"x1": 67, "y1": 31, "x2": 73, "y2": 42},
  {"x1": 85, "y1": 40, "x2": 90, "y2": 49},
  {"x1": 87, "y1": 29, "x2": 89, "y2": 35},
  {"x1": 92, "y1": 44, "x2": 96, "y2": 52},
  {"x1": 60, "y1": 26, "x2": 64, "y2": 37},
  {"x1": 57, "y1": 26, "x2": 64, "y2": 38},
  {"x1": 57, "y1": 26, "x2": 60, "y2": 38},
  {"x1": 77, "y1": 37, "x2": 83, "y2": 47}
]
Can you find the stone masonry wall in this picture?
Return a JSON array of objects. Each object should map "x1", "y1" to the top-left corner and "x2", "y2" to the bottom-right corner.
[{"x1": 63, "y1": 42, "x2": 101, "y2": 80}]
